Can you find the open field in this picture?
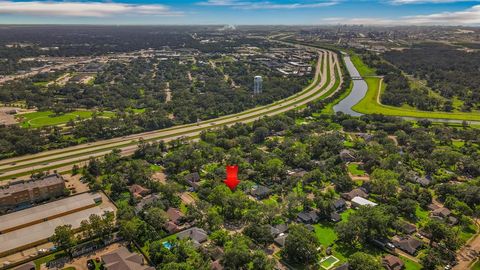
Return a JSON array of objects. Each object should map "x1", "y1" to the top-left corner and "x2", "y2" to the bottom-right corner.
[
  {"x1": 350, "y1": 53, "x2": 480, "y2": 122},
  {"x1": 17, "y1": 110, "x2": 116, "y2": 128},
  {"x1": 0, "y1": 45, "x2": 343, "y2": 181}
]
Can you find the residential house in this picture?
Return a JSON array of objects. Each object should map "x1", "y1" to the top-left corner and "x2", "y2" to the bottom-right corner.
[
  {"x1": 129, "y1": 184, "x2": 151, "y2": 199},
  {"x1": 413, "y1": 176, "x2": 431, "y2": 187},
  {"x1": 134, "y1": 194, "x2": 161, "y2": 214},
  {"x1": 392, "y1": 236, "x2": 423, "y2": 255},
  {"x1": 166, "y1": 207, "x2": 185, "y2": 225},
  {"x1": 341, "y1": 188, "x2": 368, "y2": 201},
  {"x1": 177, "y1": 227, "x2": 208, "y2": 247},
  {"x1": 398, "y1": 222, "x2": 417, "y2": 235},
  {"x1": 274, "y1": 233, "x2": 288, "y2": 247},
  {"x1": 330, "y1": 212, "x2": 341, "y2": 223},
  {"x1": 332, "y1": 198, "x2": 347, "y2": 212},
  {"x1": 185, "y1": 172, "x2": 201, "y2": 190},
  {"x1": 297, "y1": 210, "x2": 319, "y2": 224},
  {"x1": 382, "y1": 255, "x2": 404, "y2": 270},
  {"x1": 351, "y1": 196, "x2": 377, "y2": 208},
  {"x1": 269, "y1": 223, "x2": 288, "y2": 237},
  {"x1": 101, "y1": 247, "x2": 154, "y2": 270},
  {"x1": 251, "y1": 185, "x2": 272, "y2": 200},
  {"x1": 287, "y1": 168, "x2": 308, "y2": 178},
  {"x1": 164, "y1": 221, "x2": 181, "y2": 234},
  {"x1": 339, "y1": 149, "x2": 356, "y2": 162},
  {"x1": 431, "y1": 207, "x2": 451, "y2": 219}
]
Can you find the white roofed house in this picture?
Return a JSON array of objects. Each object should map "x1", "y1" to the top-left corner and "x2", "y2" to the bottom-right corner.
[{"x1": 351, "y1": 196, "x2": 377, "y2": 208}]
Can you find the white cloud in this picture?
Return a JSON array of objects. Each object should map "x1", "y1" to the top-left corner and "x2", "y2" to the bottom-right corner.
[
  {"x1": 389, "y1": 0, "x2": 478, "y2": 4},
  {"x1": 321, "y1": 4, "x2": 480, "y2": 25},
  {"x1": 0, "y1": 1, "x2": 183, "y2": 17},
  {"x1": 198, "y1": 0, "x2": 339, "y2": 9}
]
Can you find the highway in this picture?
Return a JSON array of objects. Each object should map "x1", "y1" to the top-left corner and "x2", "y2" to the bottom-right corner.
[{"x1": 0, "y1": 47, "x2": 342, "y2": 182}]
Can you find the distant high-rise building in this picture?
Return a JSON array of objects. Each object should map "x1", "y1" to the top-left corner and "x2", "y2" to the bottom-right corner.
[{"x1": 253, "y1": 76, "x2": 263, "y2": 95}]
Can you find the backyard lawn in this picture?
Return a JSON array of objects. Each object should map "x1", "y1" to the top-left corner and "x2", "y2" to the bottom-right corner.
[{"x1": 347, "y1": 163, "x2": 365, "y2": 176}]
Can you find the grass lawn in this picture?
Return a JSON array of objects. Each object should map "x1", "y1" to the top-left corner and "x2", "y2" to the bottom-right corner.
[
  {"x1": 401, "y1": 256, "x2": 422, "y2": 270},
  {"x1": 314, "y1": 223, "x2": 337, "y2": 247},
  {"x1": 350, "y1": 54, "x2": 480, "y2": 122},
  {"x1": 262, "y1": 194, "x2": 279, "y2": 206},
  {"x1": 347, "y1": 163, "x2": 365, "y2": 176},
  {"x1": 458, "y1": 223, "x2": 478, "y2": 244},
  {"x1": 415, "y1": 205, "x2": 429, "y2": 226},
  {"x1": 472, "y1": 260, "x2": 480, "y2": 270},
  {"x1": 452, "y1": 140, "x2": 465, "y2": 148},
  {"x1": 34, "y1": 251, "x2": 66, "y2": 269},
  {"x1": 18, "y1": 110, "x2": 115, "y2": 128},
  {"x1": 150, "y1": 164, "x2": 162, "y2": 172}
]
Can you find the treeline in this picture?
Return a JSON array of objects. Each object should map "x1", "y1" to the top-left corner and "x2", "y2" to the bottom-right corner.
[{"x1": 357, "y1": 49, "x2": 443, "y2": 111}]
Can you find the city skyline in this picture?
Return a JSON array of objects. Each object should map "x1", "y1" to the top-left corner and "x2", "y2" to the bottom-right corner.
[{"x1": 0, "y1": 0, "x2": 479, "y2": 25}]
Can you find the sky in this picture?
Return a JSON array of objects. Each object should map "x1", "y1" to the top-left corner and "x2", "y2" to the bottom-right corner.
[{"x1": 0, "y1": 0, "x2": 479, "y2": 25}]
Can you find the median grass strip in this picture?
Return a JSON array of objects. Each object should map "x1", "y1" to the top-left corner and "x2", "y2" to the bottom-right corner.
[
  {"x1": 0, "y1": 51, "x2": 341, "y2": 180},
  {"x1": 350, "y1": 53, "x2": 480, "y2": 122}
]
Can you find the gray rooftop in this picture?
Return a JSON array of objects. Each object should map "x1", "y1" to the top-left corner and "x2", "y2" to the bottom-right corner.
[
  {"x1": 0, "y1": 205, "x2": 113, "y2": 254},
  {"x1": 0, "y1": 192, "x2": 102, "y2": 233}
]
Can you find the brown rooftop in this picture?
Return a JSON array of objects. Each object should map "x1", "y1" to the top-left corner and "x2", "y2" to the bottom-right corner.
[{"x1": 0, "y1": 174, "x2": 64, "y2": 198}]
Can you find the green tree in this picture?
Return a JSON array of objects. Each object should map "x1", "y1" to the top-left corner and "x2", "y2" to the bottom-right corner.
[
  {"x1": 348, "y1": 252, "x2": 382, "y2": 270},
  {"x1": 370, "y1": 169, "x2": 399, "y2": 201},
  {"x1": 282, "y1": 224, "x2": 320, "y2": 265},
  {"x1": 50, "y1": 225, "x2": 77, "y2": 257}
]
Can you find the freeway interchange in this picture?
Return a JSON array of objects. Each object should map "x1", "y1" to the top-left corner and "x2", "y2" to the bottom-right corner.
[{"x1": 0, "y1": 46, "x2": 342, "y2": 182}]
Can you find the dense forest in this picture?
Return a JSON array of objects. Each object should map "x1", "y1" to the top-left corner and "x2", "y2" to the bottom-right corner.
[{"x1": 383, "y1": 43, "x2": 480, "y2": 111}]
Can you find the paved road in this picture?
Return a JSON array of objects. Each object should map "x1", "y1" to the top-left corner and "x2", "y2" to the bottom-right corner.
[{"x1": 0, "y1": 47, "x2": 342, "y2": 181}]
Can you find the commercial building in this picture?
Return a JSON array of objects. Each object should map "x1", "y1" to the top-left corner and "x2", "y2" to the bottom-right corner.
[
  {"x1": 0, "y1": 174, "x2": 66, "y2": 211},
  {"x1": 253, "y1": 76, "x2": 262, "y2": 94},
  {"x1": 0, "y1": 192, "x2": 112, "y2": 257}
]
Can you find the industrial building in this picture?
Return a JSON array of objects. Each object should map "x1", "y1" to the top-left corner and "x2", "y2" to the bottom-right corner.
[{"x1": 0, "y1": 192, "x2": 113, "y2": 257}]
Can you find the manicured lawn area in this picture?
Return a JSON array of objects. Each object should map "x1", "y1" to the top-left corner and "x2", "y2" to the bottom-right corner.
[
  {"x1": 313, "y1": 223, "x2": 337, "y2": 247},
  {"x1": 347, "y1": 163, "x2": 365, "y2": 176},
  {"x1": 402, "y1": 256, "x2": 422, "y2": 270},
  {"x1": 350, "y1": 55, "x2": 480, "y2": 122},
  {"x1": 17, "y1": 110, "x2": 115, "y2": 128}
]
